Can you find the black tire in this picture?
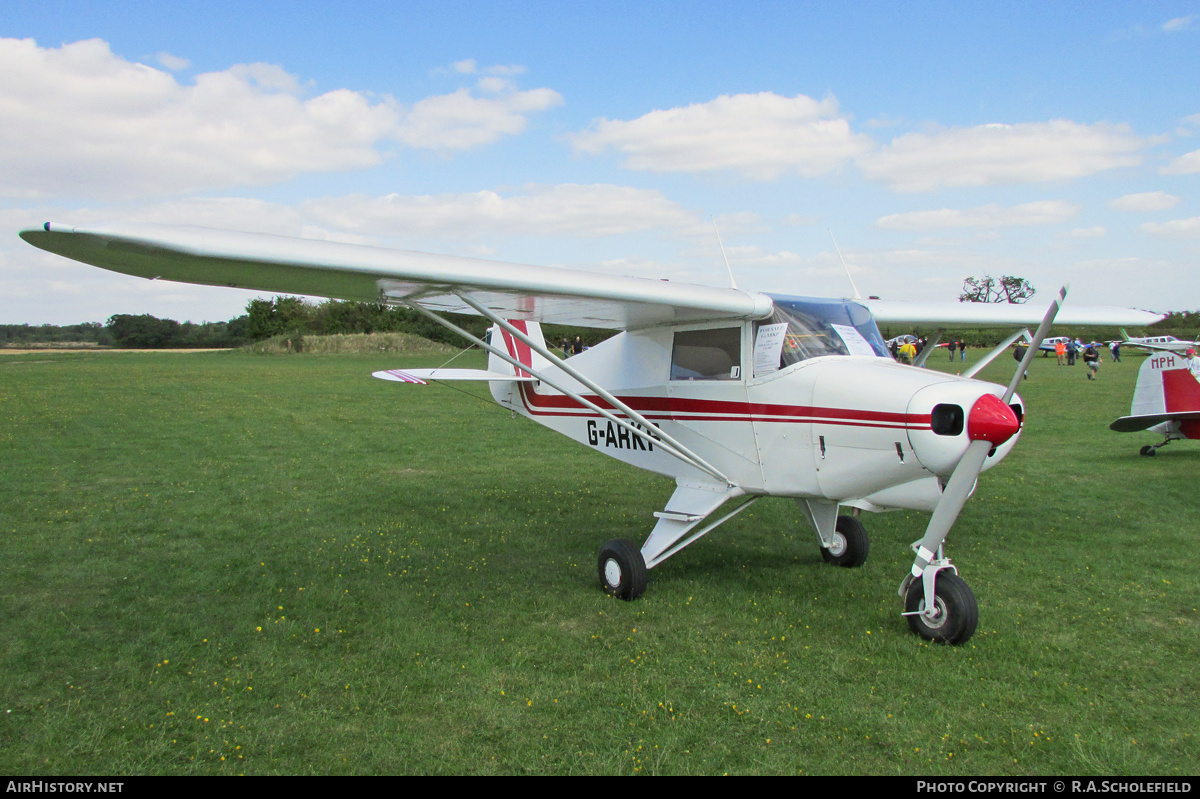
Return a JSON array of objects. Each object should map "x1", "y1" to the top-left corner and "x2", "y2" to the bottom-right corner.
[
  {"x1": 904, "y1": 571, "x2": 978, "y2": 645},
  {"x1": 1140, "y1": 445, "x2": 1156, "y2": 457},
  {"x1": 820, "y1": 515, "x2": 870, "y2": 568},
  {"x1": 597, "y1": 539, "x2": 647, "y2": 600}
]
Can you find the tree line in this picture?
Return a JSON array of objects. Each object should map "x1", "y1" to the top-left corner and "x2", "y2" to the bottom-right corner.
[
  {"x1": 2, "y1": 297, "x2": 610, "y2": 350},
  {"x1": 5, "y1": 286, "x2": 1196, "y2": 351}
]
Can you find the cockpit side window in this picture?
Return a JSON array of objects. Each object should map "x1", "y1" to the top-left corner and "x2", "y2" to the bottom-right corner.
[{"x1": 671, "y1": 327, "x2": 742, "y2": 380}]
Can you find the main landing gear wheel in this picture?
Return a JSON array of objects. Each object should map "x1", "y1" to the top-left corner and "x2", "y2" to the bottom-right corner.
[
  {"x1": 821, "y1": 515, "x2": 870, "y2": 568},
  {"x1": 598, "y1": 539, "x2": 647, "y2": 600},
  {"x1": 904, "y1": 571, "x2": 978, "y2": 645},
  {"x1": 1139, "y1": 445, "x2": 1157, "y2": 457}
]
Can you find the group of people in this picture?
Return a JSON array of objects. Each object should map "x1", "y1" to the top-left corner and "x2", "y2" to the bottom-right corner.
[
  {"x1": 561, "y1": 336, "x2": 585, "y2": 357},
  {"x1": 1048, "y1": 338, "x2": 1122, "y2": 380},
  {"x1": 889, "y1": 337, "x2": 968, "y2": 365},
  {"x1": 1051, "y1": 337, "x2": 1121, "y2": 369}
]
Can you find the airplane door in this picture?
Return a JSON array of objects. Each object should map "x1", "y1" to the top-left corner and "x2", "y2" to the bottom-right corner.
[{"x1": 665, "y1": 324, "x2": 761, "y2": 488}]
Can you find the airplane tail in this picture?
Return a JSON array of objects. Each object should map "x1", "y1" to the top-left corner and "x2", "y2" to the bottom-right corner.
[
  {"x1": 1111, "y1": 352, "x2": 1200, "y2": 433},
  {"x1": 488, "y1": 320, "x2": 551, "y2": 378}
]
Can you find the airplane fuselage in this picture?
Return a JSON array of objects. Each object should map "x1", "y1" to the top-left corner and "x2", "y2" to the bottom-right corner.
[{"x1": 489, "y1": 318, "x2": 1022, "y2": 513}]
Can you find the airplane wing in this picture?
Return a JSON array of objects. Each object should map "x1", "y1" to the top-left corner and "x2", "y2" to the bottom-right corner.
[
  {"x1": 19, "y1": 223, "x2": 773, "y2": 330},
  {"x1": 864, "y1": 300, "x2": 1162, "y2": 329},
  {"x1": 21, "y1": 222, "x2": 1161, "y2": 330}
]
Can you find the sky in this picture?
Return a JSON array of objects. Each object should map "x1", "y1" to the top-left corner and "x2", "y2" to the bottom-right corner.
[{"x1": 2, "y1": 0, "x2": 1199, "y2": 325}]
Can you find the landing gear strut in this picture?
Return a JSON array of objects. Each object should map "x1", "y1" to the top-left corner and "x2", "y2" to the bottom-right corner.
[{"x1": 1140, "y1": 439, "x2": 1174, "y2": 456}]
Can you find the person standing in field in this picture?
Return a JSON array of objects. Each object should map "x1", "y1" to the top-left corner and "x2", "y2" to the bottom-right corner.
[{"x1": 1083, "y1": 342, "x2": 1100, "y2": 380}]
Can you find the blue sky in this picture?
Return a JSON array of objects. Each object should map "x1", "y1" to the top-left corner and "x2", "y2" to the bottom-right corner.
[{"x1": 3, "y1": 1, "x2": 1198, "y2": 324}]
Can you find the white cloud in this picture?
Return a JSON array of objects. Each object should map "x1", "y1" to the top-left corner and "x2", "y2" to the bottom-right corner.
[
  {"x1": 1140, "y1": 217, "x2": 1200, "y2": 238},
  {"x1": 875, "y1": 201, "x2": 1081, "y2": 231},
  {"x1": 155, "y1": 52, "x2": 190, "y2": 71},
  {"x1": 299, "y1": 183, "x2": 703, "y2": 240},
  {"x1": 569, "y1": 92, "x2": 873, "y2": 180},
  {"x1": 1064, "y1": 226, "x2": 1107, "y2": 238},
  {"x1": 1163, "y1": 15, "x2": 1196, "y2": 31},
  {"x1": 1161, "y1": 148, "x2": 1200, "y2": 174},
  {"x1": 1108, "y1": 191, "x2": 1182, "y2": 212},
  {"x1": 857, "y1": 120, "x2": 1149, "y2": 192},
  {"x1": 393, "y1": 84, "x2": 562, "y2": 149},
  {"x1": 0, "y1": 38, "x2": 561, "y2": 199}
]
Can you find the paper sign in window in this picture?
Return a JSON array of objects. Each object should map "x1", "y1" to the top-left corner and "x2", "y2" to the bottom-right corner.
[
  {"x1": 832, "y1": 324, "x2": 877, "y2": 356},
  {"x1": 754, "y1": 323, "x2": 789, "y2": 374}
]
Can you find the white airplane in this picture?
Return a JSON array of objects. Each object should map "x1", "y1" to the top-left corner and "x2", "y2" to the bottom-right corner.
[
  {"x1": 19, "y1": 222, "x2": 1163, "y2": 645},
  {"x1": 1036, "y1": 335, "x2": 1072, "y2": 355},
  {"x1": 1110, "y1": 351, "x2": 1200, "y2": 455},
  {"x1": 1119, "y1": 329, "x2": 1200, "y2": 354}
]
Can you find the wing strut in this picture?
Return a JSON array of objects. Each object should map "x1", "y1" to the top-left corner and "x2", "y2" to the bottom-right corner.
[
  {"x1": 396, "y1": 295, "x2": 733, "y2": 486},
  {"x1": 912, "y1": 331, "x2": 943, "y2": 368},
  {"x1": 961, "y1": 328, "x2": 1032, "y2": 379}
]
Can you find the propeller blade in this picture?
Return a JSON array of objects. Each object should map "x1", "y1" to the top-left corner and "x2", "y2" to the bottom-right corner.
[
  {"x1": 1003, "y1": 285, "x2": 1067, "y2": 404},
  {"x1": 909, "y1": 388, "x2": 1022, "y2": 569},
  {"x1": 912, "y1": 439, "x2": 991, "y2": 563}
]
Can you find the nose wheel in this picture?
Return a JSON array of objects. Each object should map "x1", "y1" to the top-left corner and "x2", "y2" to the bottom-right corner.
[{"x1": 903, "y1": 571, "x2": 978, "y2": 645}]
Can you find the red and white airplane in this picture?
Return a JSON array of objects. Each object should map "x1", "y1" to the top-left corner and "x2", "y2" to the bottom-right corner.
[
  {"x1": 1111, "y1": 350, "x2": 1200, "y2": 456},
  {"x1": 20, "y1": 222, "x2": 1162, "y2": 645}
]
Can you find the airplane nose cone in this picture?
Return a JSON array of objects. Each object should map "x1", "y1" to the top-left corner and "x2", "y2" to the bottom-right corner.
[
  {"x1": 907, "y1": 383, "x2": 1024, "y2": 477},
  {"x1": 967, "y1": 393, "x2": 1020, "y2": 446}
]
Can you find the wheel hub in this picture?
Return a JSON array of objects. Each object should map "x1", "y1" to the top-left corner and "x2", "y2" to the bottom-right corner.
[
  {"x1": 919, "y1": 596, "x2": 948, "y2": 628},
  {"x1": 603, "y1": 558, "x2": 623, "y2": 588},
  {"x1": 827, "y1": 532, "x2": 847, "y2": 557}
]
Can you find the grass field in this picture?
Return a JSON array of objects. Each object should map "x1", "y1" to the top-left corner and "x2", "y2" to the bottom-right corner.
[{"x1": 0, "y1": 345, "x2": 1195, "y2": 775}]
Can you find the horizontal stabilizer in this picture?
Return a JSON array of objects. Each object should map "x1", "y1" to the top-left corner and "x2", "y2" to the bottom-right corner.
[
  {"x1": 372, "y1": 368, "x2": 537, "y2": 384},
  {"x1": 1110, "y1": 411, "x2": 1200, "y2": 432}
]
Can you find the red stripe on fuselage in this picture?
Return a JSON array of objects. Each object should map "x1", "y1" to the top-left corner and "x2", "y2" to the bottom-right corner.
[
  {"x1": 512, "y1": 382, "x2": 931, "y2": 430},
  {"x1": 495, "y1": 330, "x2": 932, "y2": 430}
]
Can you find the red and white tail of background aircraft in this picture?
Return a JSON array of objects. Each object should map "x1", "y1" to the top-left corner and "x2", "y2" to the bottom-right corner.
[
  {"x1": 20, "y1": 222, "x2": 1162, "y2": 645},
  {"x1": 1110, "y1": 350, "x2": 1200, "y2": 456}
]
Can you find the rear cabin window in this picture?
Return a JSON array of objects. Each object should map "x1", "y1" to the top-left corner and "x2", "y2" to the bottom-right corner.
[{"x1": 671, "y1": 327, "x2": 742, "y2": 380}]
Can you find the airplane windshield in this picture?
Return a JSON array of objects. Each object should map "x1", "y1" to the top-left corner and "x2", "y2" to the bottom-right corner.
[{"x1": 755, "y1": 295, "x2": 890, "y2": 375}]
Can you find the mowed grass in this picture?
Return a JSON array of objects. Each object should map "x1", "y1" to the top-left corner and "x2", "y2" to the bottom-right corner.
[{"x1": 0, "y1": 346, "x2": 1195, "y2": 775}]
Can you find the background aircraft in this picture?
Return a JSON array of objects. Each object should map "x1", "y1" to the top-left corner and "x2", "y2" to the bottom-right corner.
[
  {"x1": 1037, "y1": 335, "x2": 1072, "y2": 355},
  {"x1": 20, "y1": 222, "x2": 1162, "y2": 645},
  {"x1": 1119, "y1": 329, "x2": 1200, "y2": 354},
  {"x1": 1110, "y1": 351, "x2": 1200, "y2": 455}
]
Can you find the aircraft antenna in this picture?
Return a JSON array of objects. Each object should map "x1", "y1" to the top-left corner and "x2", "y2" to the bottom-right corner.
[
  {"x1": 829, "y1": 230, "x2": 862, "y2": 300},
  {"x1": 712, "y1": 218, "x2": 737, "y2": 290}
]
